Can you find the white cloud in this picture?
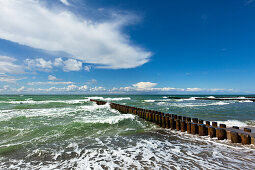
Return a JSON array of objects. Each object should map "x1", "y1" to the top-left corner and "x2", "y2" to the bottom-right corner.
[
  {"x1": 63, "y1": 59, "x2": 82, "y2": 72},
  {"x1": 48, "y1": 75, "x2": 58, "y2": 81},
  {"x1": 0, "y1": 0, "x2": 151, "y2": 69},
  {"x1": 54, "y1": 58, "x2": 64, "y2": 67},
  {"x1": 27, "y1": 81, "x2": 73, "y2": 85},
  {"x1": 0, "y1": 74, "x2": 25, "y2": 83},
  {"x1": 132, "y1": 82, "x2": 157, "y2": 89},
  {"x1": 60, "y1": 0, "x2": 70, "y2": 6},
  {"x1": 25, "y1": 57, "x2": 83, "y2": 72},
  {"x1": 186, "y1": 88, "x2": 203, "y2": 92},
  {"x1": 17, "y1": 86, "x2": 25, "y2": 92},
  {"x1": 90, "y1": 86, "x2": 106, "y2": 92},
  {"x1": 79, "y1": 85, "x2": 88, "y2": 91},
  {"x1": 84, "y1": 65, "x2": 92, "y2": 72},
  {"x1": 0, "y1": 56, "x2": 24, "y2": 74},
  {"x1": 25, "y1": 58, "x2": 52, "y2": 72},
  {"x1": 65, "y1": 84, "x2": 78, "y2": 91}
]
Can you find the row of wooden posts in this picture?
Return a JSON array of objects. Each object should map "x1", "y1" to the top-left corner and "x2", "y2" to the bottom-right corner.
[{"x1": 90, "y1": 99, "x2": 255, "y2": 145}]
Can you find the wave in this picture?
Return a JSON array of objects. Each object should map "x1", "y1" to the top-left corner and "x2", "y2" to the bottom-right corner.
[
  {"x1": 2, "y1": 131, "x2": 255, "y2": 170},
  {"x1": 207, "y1": 96, "x2": 215, "y2": 99},
  {"x1": 216, "y1": 120, "x2": 255, "y2": 128},
  {"x1": 157, "y1": 101, "x2": 230, "y2": 107},
  {"x1": 76, "y1": 113, "x2": 135, "y2": 125},
  {"x1": 144, "y1": 100, "x2": 155, "y2": 102}
]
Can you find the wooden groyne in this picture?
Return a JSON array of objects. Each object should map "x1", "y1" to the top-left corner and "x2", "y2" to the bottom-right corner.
[
  {"x1": 90, "y1": 99, "x2": 255, "y2": 146},
  {"x1": 168, "y1": 97, "x2": 255, "y2": 102}
]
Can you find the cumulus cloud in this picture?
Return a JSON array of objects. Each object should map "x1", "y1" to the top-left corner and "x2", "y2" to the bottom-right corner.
[
  {"x1": 0, "y1": 56, "x2": 24, "y2": 74},
  {"x1": 25, "y1": 58, "x2": 52, "y2": 72},
  {"x1": 48, "y1": 75, "x2": 59, "y2": 81},
  {"x1": 0, "y1": 0, "x2": 151, "y2": 69},
  {"x1": 63, "y1": 59, "x2": 82, "y2": 72},
  {"x1": 54, "y1": 58, "x2": 64, "y2": 67},
  {"x1": 132, "y1": 82, "x2": 157, "y2": 89},
  {"x1": 25, "y1": 57, "x2": 83, "y2": 72}
]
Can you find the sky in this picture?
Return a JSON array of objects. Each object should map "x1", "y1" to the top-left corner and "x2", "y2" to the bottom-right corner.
[{"x1": 0, "y1": 0, "x2": 255, "y2": 94}]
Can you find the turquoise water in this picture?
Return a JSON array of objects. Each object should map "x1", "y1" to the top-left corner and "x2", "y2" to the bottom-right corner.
[{"x1": 0, "y1": 95, "x2": 255, "y2": 169}]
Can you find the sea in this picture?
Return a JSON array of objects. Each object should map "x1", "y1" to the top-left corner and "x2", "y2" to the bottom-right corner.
[{"x1": 0, "y1": 95, "x2": 255, "y2": 169}]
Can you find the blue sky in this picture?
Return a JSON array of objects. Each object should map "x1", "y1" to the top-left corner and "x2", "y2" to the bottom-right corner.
[{"x1": 0, "y1": 0, "x2": 255, "y2": 94}]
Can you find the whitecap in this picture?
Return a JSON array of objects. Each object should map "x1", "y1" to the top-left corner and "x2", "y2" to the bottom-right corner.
[{"x1": 144, "y1": 100, "x2": 155, "y2": 102}]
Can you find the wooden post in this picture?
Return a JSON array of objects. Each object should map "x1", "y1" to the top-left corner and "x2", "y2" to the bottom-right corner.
[
  {"x1": 216, "y1": 128, "x2": 227, "y2": 140},
  {"x1": 181, "y1": 120, "x2": 187, "y2": 132},
  {"x1": 206, "y1": 121, "x2": 210, "y2": 127},
  {"x1": 244, "y1": 128, "x2": 251, "y2": 133},
  {"x1": 162, "y1": 116, "x2": 166, "y2": 128},
  {"x1": 208, "y1": 126, "x2": 216, "y2": 138},
  {"x1": 241, "y1": 134, "x2": 251, "y2": 144},
  {"x1": 199, "y1": 124, "x2": 208, "y2": 136},
  {"x1": 192, "y1": 118, "x2": 198, "y2": 124},
  {"x1": 170, "y1": 118, "x2": 176, "y2": 130},
  {"x1": 230, "y1": 132, "x2": 241, "y2": 143},
  {"x1": 212, "y1": 122, "x2": 217, "y2": 128},
  {"x1": 187, "y1": 122, "x2": 191, "y2": 134},
  {"x1": 191, "y1": 123, "x2": 198, "y2": 135},
  {"x1": 199, "y1": 120, "x2": 204, "y2": 124},
  {"x1": 176, "y1": 119, "x2": 181, "y2": 131},
  {"x1": 177, "y1": 116, "x2": 182, "y2": 120},
  {"x1": 166, "y1": 116, "x2": 170, "y2": 128},
  {"x1": 220, "y1": 124, "x2": 226, "y2": 128}
]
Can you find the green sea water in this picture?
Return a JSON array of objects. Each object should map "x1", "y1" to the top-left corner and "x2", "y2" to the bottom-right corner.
[{"x1": 0, "y1": 95, "x2": 255, "y2": 169}]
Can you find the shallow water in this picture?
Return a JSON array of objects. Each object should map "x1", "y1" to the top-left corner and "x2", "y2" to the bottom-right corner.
[{"x1": 0, "y1": 95, "x2": 255, "y2": 169}]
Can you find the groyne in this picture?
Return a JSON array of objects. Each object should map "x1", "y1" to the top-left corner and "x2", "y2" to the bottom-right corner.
[{"x1": 90, "y1": 99, "x2": 255, "y2": 146}]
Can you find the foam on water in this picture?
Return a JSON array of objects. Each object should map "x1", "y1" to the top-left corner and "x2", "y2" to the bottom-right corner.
[
  {"x1": 207, "y1": 96, "x2": 215, "y2": 98},
  {"x1": 1, "y1": 95, "x2": 255, "y2": 169},
  {"x1": 216, "y1": 120, "x2": 255, "y2": 128},
  {"x1": 144, "y1": 100, "x2": 155, "y2": 102},
  {"x1": 157, "y1": 101, "x2": 231, "y2": 107},
  {"x1": 1, "y1": 130, "x2": 255, "y2": 169}
]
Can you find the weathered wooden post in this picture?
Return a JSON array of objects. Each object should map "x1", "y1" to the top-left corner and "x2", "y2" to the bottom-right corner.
[
  {"x1": 162, "y1": 116, "x2": 166, "y2": 128},
  {"x1": 244, "y1": 128, "x2": 251, "y2": 133},
  {"x1": 181, "y1": 120, "x2": 187, "y2": 132},
  {"x1": 192, "y1": 118, "x2": 198, "y2": 124},
  {"x1": 166, "y1": 116, "x2": 170, "y2": 128},
  {"x1": 208, "y1": 126, "x2": 216, "y2": 138},
  {"x1": 212, "y1": 122, "x2": 217, "y2": 128},
  {"x1": 170, "y1": 118, "x2": 176, "y2": 130},
  {"x1": 206, "y1": 121, "x2": 210, "y2": 127},
  {"x1": 199, "y1": 120, "x2": 204, "y2": 124},
  {"x1": 191, "y1": 123, "x2": 198, "y2": 135},
  {"x1": 176, "y1": 119, "x2": 181, "y2": 131},
  {"x1": 241, "y1": 134, "x2": 251, "y2": 145},
  {"x1": 230, "y1": 132, "x2": 241, "y2": 143},
  {"x1": 216, "y1": 128, "x2": 227, "y2": 140},
  {"x1": 199, "y1": 124, "x2": 208, "y2": 136}
]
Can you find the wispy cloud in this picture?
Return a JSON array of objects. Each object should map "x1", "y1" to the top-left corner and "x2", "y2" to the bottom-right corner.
[
  {"x1": 0, "y1": 74, "x2": 26, "y2": 83},
  {"x1": 0, "y1": 0, "x2": 151, "y2": 69},
  {"x1": 27, "y1": 81, "x2": 73, "y2": 85},
  {"x1": 60, "y1": 0, "x2": 70, "y2": 6},
  {"x1": 0, "y1": 56, "x2": 24, "y2": 74}
]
